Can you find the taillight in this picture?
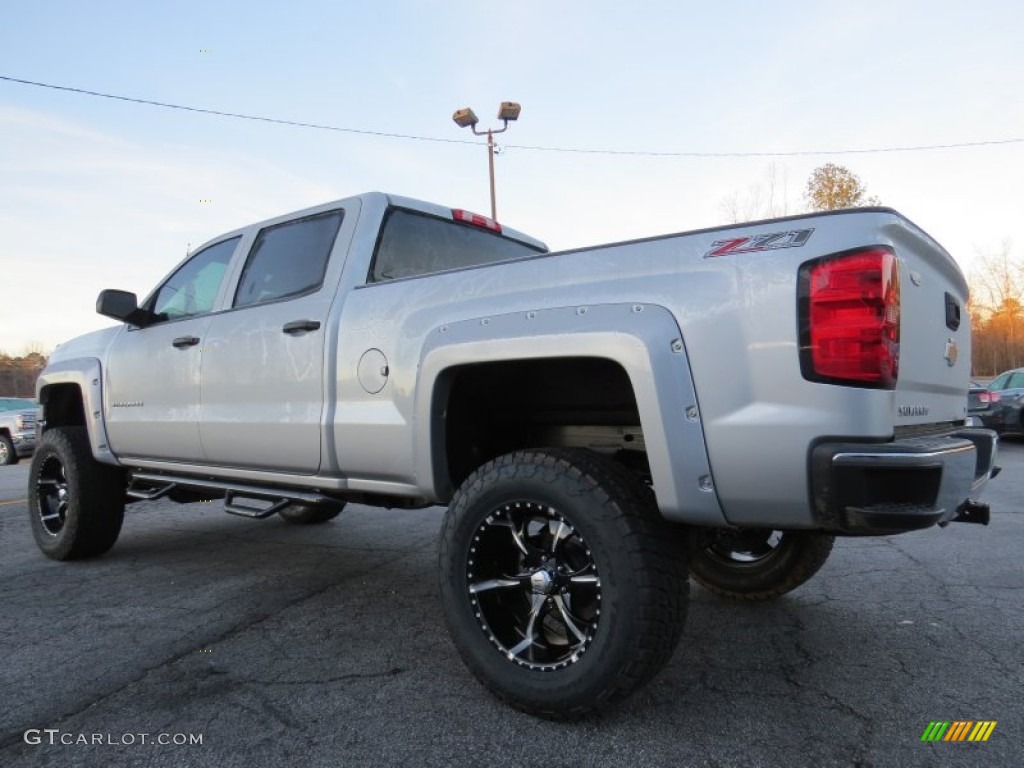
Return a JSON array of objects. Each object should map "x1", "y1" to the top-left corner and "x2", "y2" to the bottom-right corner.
[
  {"x1": 452, "y1": 209, "x2": 502, "y2": 233},
  {"x1": 798, "y1": 246, "x2": 899, "y2": 389},
  {"x1": 980, "y1": 391, "x2": 1001, "y2": 404}
]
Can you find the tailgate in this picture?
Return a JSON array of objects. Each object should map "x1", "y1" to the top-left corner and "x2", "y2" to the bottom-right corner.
[{"x1": 889, "y1": 218, "x2": 970, "y2": 427}]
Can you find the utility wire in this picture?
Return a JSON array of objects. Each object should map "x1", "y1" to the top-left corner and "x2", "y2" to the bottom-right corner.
[
  {"x1": 3, "y1": 74, "x2": 1022, "y2": 158},
  {"x1": 0, "y1": 75, "x2": 477, "y2": 146}
]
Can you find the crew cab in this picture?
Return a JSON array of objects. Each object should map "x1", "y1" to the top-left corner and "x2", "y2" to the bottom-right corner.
[{"x1": 28, "y1": 192, "x2": 997, "y2": 717}]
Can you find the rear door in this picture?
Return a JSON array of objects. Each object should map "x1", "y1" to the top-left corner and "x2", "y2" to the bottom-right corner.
[{"x1": 198, "y1": 204, "x2": 355, "y2": 472}]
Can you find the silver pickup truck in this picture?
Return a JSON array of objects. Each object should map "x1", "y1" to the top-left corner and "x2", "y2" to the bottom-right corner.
[
  {"x1": 29, "y1": 192, "x2": 997, "y2": 717},
  {"x1": 0, "y1": 397, "x2": 37, "y2": 464}
]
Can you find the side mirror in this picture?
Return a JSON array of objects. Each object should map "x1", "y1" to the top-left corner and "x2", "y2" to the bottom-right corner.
[{"x1": 96, "y1": 289, "x2": 154, "y2": 327}]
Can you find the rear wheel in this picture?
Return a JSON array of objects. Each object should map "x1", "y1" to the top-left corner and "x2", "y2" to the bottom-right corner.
[
  {"x1": 439, "y1": 448, "x2": 690, "y2": 718},
  {"x1": 277, "y1": 502, "x2": 345, "y2": 525},
  {"x1": 691, "y1": 529, "x2": 834, "y2": 601},
  {"x1": 28, "y1": 427, "x2": 125, "y2": 560}
]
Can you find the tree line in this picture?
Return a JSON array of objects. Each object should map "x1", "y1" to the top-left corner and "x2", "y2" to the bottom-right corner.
[
  {"x1": 969, "y1": 241, "x2": 1023, "y2": 376},
  {"x1": 0, "y1": 352, "x2": 47, "y2": 398}
]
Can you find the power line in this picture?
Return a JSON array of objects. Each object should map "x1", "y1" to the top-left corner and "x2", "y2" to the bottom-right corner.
[
  {"x1": 3, "y1": 74, "x2": 1023, "y2": 158},
  {"x1": 0, "y1": 75, "x2": 476, "y2": 147}
]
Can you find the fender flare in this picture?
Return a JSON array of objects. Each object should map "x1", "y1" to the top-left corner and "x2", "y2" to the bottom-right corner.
[
  {"x1": 36, "y1": 357, "x2": 120, "y2": 467},
  {"x1": 413, "y1": 302, "x2": 727, "y2": 526}
]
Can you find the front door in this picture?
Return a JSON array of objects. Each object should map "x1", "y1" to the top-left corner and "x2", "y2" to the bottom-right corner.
[{"x1": 104, "y1": 236, "x2": 241, "y2": 461}]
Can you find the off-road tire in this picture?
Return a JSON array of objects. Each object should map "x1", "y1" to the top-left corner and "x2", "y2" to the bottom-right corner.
[
  {"x1": 439, "y1": 448, "x2": 690, "y2": 719},
  {"x1": 28, "y1": 427, "x2": 125, "y2": 560},
  {"x1": 691, "y1": 529, "x2": 834, "y2": 601},
  {"x1": 277, "y1": 502, "x2": 344, "y2": 525},
  {"x1": 0, "y1": 434, "x2": 17, "y2": 465}
]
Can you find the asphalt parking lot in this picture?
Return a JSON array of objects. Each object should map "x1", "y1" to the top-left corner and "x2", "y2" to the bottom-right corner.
[{"x1": 1, "y1": 445, "x2": 1021, "y2": 768}]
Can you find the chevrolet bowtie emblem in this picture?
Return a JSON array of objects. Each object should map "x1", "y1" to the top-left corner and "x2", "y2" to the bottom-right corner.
[{"x1": 944, "y1": 338, "x2": 958, "y2": 367}]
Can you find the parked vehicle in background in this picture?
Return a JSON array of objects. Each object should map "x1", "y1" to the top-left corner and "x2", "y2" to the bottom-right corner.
[
  {"x1": 983, "y1": 368, "x2": 1024, "y2": 436},
  {"x1": 0, "y1": 397, "x2": 37, "y2": 465},
  {"x1": 968, "y1": 381, "x2": 1004, "y2": 432}
]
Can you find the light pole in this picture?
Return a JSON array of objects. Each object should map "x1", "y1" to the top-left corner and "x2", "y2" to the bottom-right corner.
[{"x1": 452, "y1": 102, "x2": 521, "y2": 221}]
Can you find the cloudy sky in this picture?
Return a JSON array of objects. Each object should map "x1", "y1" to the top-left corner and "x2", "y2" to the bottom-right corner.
[{"x1": 2, "y1": 0, "x2": 1022, "y2": 353}]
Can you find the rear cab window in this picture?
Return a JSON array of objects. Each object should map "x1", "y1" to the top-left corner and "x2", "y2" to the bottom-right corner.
[{"x1": 368, "y1": 208, "x2": 544, "y2": 283}]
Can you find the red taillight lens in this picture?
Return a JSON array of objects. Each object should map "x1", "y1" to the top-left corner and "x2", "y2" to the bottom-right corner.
[
  {"x1": 799, "y1": 246, "x2": 899, "y2": 388},
  {"x1": 980, "y1": 391, "x2": 1001, "y2": 404}
]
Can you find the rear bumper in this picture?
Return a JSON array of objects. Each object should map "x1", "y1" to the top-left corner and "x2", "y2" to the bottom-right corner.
[{"x1": 810, "y1": 428, "x2": 998, "y2": 534}]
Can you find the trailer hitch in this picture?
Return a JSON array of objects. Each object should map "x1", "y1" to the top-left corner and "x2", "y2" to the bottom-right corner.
[{"x1": 946, "y1": 499, "x2": 991, "y2": 526}]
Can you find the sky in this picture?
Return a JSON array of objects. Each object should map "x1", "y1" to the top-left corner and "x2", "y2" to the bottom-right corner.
[{"x1": 2, "y1": 0, "x2": 1022, "y2": 354}]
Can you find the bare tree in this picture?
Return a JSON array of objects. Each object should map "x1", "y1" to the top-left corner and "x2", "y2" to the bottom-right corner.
[
  {"x1": 969, "y1": 240, "x2": 1024, "y2": 375},
  {"x1": 720, "y1": 164, "x2": 791, "y2": 223}
]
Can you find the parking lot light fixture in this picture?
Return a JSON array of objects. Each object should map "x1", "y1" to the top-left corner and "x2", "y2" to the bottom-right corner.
[{"x1": 451, "y1": 102, "x2": 521, "y2": 221}]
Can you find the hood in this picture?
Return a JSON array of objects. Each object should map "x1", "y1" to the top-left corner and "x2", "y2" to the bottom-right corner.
[{"x1": 48, "y1": 325, "x2": 123, "y2": 365}]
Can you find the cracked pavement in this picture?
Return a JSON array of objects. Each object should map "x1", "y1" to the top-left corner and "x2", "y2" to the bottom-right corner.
[{"x1": 0, "y1": 444, "x2": 1021, "y2": 768}]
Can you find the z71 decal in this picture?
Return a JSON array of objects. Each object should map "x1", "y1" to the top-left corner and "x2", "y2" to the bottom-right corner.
[{"x1": 704, "y1": 228, "x2": 814, "y2": 258}]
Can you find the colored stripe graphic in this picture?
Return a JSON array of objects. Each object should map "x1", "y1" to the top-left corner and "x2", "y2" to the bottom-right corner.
[
  {"x1": 921, "y1": 722, "x2": 949, "y2": 742},
  {"x1": 947, "y1": 721, "x2": 972, "y2": 741},
  {"x1": 923, "y1": 721, "x2": 997, "y2": 742},
  {"x1": 969, "y1": 721, "x2": 997, "y2": 742}
]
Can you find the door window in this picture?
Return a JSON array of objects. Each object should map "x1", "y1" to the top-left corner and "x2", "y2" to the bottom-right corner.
[
  {"x1": 234, "y1": 210, "x2": 343, "y2": 308},
  {"x1": 150, "y1": 237, "x2": 240, "y2": 322}
]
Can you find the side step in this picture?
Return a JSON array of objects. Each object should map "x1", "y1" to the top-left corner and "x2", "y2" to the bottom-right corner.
[
  {"x1": 127, "y1": 471, "x2": 338, "y2": 519},
  {"x1": 223, "y1": 492, "x2": 290, "y2": 519}
]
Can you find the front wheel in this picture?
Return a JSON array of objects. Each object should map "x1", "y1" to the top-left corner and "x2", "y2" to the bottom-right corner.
[
  {"x1": 0, "y1": 434, "x2": 17, "y2": 465},
  {"x1": 691, "y1": 529, "x2": 834, "y2": 601},
  {"x1": 28, "y1": 427, "x2": 126, "y2": 560},
  {"x1": 439, "y1": 448, "x2": 690, "y2": 718}
]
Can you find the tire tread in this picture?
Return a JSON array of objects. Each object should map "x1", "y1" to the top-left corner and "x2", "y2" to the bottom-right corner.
[
  {"x1": 440, "y1": 448, "x2": 691, "y2": 719},
  {"x1": 28, "y1": 427, "x2": 125, "y2": 560}
]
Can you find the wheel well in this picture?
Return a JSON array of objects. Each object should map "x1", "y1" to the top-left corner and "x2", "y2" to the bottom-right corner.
[
  {"x1": 39, "y1": 384, "x2": 86, "y2": 430},
  {"x1": 436, "y1": 357, "x2": 647, "y2": 497}
]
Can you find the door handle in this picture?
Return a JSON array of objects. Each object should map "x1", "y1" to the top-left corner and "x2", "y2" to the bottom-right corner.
[
  {"x1": 172, "y1": 335, "x2": 200, "y2": 348},
  {"x1": 282, "y1": 319, "x2": 321, "y2": 334}
]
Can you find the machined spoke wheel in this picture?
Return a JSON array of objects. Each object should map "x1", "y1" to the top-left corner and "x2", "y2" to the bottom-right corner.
[
  {"x1": 440, "y1": 448, "x2": 691, "y2": 719},
  {"x1": 467, "y1": 502, "x2": 601, "y2": 669},
  {"x1": 35, "y1": 458, "x2": 71, "y2": 536},
  {"x1": 691, "y1": 528, "x2": 835, "y2": 601},
  {"x1": 707, "y1": 529, "x2": 784, "y2": 564}
]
